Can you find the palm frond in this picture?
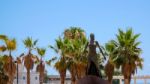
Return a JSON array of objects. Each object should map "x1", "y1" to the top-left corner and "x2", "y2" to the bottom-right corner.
[
  {"x1": 37, "y1": 47, "x2": 46, "y2": 57},
  {"x1": 0, "y1": 35, "x2": 8, "y2": 41},
  {"x1": 46, "y1": 57, "x2": 57, "y2": 66},
  {"x1": 5, "y1": 38, "x2": 16, "y2": 51},
  {"x1": 0, "y1": 46, "x2": 7, "y2": 52},
  {"x1": 48, "y1": 45, "x2": 59, "y2": 53},
  {"x1": 23, "y1": 37, "x2": 38, "y2": 50}
]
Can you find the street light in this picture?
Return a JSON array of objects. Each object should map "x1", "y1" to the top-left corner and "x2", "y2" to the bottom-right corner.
[{"x1": 14, "y1": 53, "x2": 24, "y2": 84}]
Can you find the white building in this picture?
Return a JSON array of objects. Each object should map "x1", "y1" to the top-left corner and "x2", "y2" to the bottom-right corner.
[{"x1": 13, "y1": 64, "x2": 39, "y2": 84}]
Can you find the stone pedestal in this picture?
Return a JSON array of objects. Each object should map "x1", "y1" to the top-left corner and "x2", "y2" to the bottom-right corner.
[{"x1": 77, "y1": 75, "x2": 109, "y2": 84}]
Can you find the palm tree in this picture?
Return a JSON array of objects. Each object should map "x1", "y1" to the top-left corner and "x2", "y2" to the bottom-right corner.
[
  {"x1": 50, "y1": 27, "x2": 88, "y2": 84},
  {"x1": 50, "y1": 27, "x2": 86, "y2": 84},
  {"x1": 0, "y1": 35, "x2": 17, "y2": 84},
  {"x1": 65, "y1": 37, "x2": 88, "y2": 84},
  {"x1": 0, "y1": 56, "x2": 9, "y2": 84},
  {"x1": 36, "y1": 48, "x2": 46, "y2": 84},
  {"x1": 23, "y1": 37, "x2": 38, "y2": 84},
  {"x1": 64, "y1": 27, "x2": 87, "y2": 84},
  {"x1": 112, "y1": 28, "x2": 143, "y2": 84},
  {"x1": 52, "y1": 27, "x2": 88, "y2": 84},
  {"x1": 104, "y1": 41, "x2": 117, "y2": 84},
  {"x1": 49, "y1": 32, "x2": 86, "y2": 84},
  {"x1": 64, "y1": 27, "x2": 85, "y2": 40},
  {"x1": 54, "y1": 58, "x2": 67, "y2": 84},
  {"x1": 0, "y1": 35, "x2": 8, "y2": 84},
  {"x1": 49, "y1": 37, "x2": 67, "y2": 84}
]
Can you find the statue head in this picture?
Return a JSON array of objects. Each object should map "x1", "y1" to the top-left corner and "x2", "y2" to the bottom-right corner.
[{"x1": 90, "y1": 33, "x2": 95, "y2": 41}]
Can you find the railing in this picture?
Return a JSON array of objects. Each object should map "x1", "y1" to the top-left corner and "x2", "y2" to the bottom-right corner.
[
  {"x1": 43, "y1": 75, "x2": 150, "y2": 84},
  {"x1": 113, "y1": 75, "x2": 150, "y2": 84}
]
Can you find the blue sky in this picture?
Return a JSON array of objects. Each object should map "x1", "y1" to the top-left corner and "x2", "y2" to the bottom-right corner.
[{"x1": 0, "y1": 0, "x2": 150, "y2": 75}]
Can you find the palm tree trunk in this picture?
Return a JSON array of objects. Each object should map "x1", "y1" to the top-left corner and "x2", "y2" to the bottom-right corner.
[
  {"x1": 10, "y1": 77, "x2": 13, "y2": 84},
  {"x1": 70, "y1": 70, "x2": 76, "y2": 84},
  {"x1": 124, "y1": 78, "x2": 130, "y2": 84},
  {"x1": 60, "y1": 70, "x2": 66, "y2": 84},
  {"x1": 39, "y1": 63, "x2": 42, "y2": 84},
  {"x1": 76, "y1": 70, "x2": 81, "y2": 79},
  {"x1": 9, "y1": 52, "x2": 14, "y2": 84},
  {"x1": 39, "y1": 69, "x2": 44, "y2": 84},
  {"x1": 76, "y1": 65, "x2": 80, "y2": 80},
  {"x1": 27, "y1": 69, "x2": 30, "y2": 84},
  {"x1": 108, "y1": 81, "x2": 112, "y2": 84},
  {"x1": 40, "y1": 57, "x2": 43, "y2": 84},
  {"x1": 8, "y1": 76, "x2": 12, "y2": 84},
  {"x1": 76, "y1": 65, "x2": 86, "y2": 80},
  {"x1": 108, "y1": 76, "x2": 112, "y2": 84},
  {"x1": 71, "y1": 77, "x2": 76, "y2": 84},
  {"x1": 123, "y1": 64, "x2": 132, "y2": 84},
  {"x1": 39, "y1": 72, "x2": 42, "y2": 84},
  {"x1": 123, "y1": 75, "x2": 130, "y2": 84},
  {"x1": 125, "y1": 76, "x2": 131, "y2": 84}
]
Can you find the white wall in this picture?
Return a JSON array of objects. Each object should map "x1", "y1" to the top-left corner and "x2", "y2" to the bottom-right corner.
[
  {"x1": 13, "y1": 72, "x2": 39, "y2": 84},
  {"x1": 13, "y1": 64, "x2": 40, "y2": 84}
]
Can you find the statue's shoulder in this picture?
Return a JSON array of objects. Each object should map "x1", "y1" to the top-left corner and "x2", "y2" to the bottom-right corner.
[
  {"x1": 95, "y1": 41, "x2": 98, "y2": 43},
  {"x1": 95, "y1": 41, "x2": 99, "y2": 44}
]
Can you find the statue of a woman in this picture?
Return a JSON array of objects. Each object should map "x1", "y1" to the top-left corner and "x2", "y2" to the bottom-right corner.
[{"x1": 84, "y1": 33, "x2": 106, "y2": 78}]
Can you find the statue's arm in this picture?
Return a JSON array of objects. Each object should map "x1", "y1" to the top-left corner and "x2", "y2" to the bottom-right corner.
[{"x1": 96, "y1": 41, "x2": 106, "y2": 60}]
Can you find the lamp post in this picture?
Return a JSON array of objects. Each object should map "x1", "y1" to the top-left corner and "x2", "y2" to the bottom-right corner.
[
  {"x1": 14, "y1": 60, "x2": 18, "y2": 84},
  {"x1": 14, "y1": 53, "x2": 24, "y2": 84}
]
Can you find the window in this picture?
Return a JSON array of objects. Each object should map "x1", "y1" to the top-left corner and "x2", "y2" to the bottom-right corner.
[
  {"x1": 35, "y1": 76, "x2": 38, "y2": 80},
  {"x1": 23, "y1": 76, "x2": 26, "y2": 80}
]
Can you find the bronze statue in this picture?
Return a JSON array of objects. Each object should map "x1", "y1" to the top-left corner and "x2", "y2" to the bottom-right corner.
[{"x1": 84, "y1": 33, "x2": 106, "y2": 78}]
